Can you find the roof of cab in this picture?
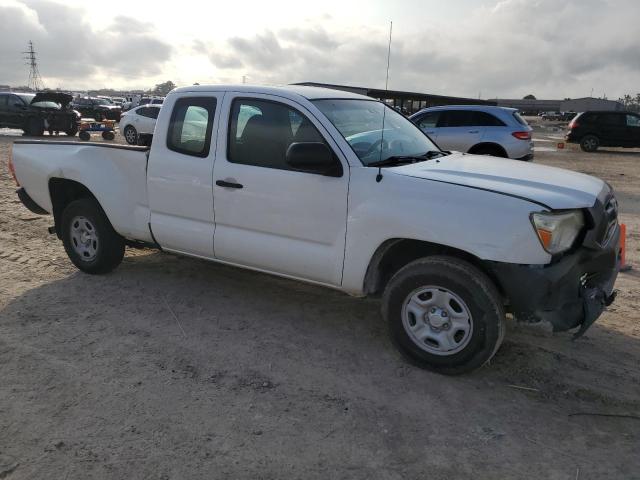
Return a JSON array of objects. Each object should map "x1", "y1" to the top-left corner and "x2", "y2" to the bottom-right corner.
[{"x1": 170, "y1": 84, "x2": 373, "y2": 101}]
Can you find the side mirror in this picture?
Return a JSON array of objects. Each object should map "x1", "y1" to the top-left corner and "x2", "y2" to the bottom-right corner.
[{"x1": 285, "y1": 142, "x2": 342, "y2": 177}]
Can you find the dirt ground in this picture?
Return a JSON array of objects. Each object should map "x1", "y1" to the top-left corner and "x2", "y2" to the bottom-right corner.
[{"x1": 0, "y1": 123, "x2": 639, "y2": 480}]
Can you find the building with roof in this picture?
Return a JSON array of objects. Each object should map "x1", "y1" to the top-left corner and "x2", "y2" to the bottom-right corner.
[{"x1": 495, "y1": 97, "x2": 623, "y2": 114}]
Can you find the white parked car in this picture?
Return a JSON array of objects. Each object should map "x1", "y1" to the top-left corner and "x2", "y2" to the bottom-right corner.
[
  {"x1": 10, "y1": 85, "x2": 620, "y2": 374},
  {"x1": 119, "y1": 105, "x2": 161, "y2": 144},
  {"x1": 410, "y1": 105, "x2": 534, "y2": 160}
]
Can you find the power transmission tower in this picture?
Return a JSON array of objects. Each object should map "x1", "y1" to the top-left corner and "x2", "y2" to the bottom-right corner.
[{"x1": 23, "y1": 41, "x2": 44, "y2": 91}]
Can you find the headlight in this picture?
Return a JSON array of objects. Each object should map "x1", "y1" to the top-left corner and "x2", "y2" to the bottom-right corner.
[{"x1": 531, "y1": 210, "x2": 584, "y2": 254}]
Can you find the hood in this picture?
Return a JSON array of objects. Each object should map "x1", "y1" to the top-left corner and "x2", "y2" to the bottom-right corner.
[
  {"x1": 32, "y1": 92, "x2": 73, "y2": 107},
  {"x1": 390, "y1": 152, "x2": 605, "y2": 210}
]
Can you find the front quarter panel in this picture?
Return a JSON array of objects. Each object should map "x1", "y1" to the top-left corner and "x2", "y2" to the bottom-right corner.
[{"x1": 341, "y1": 166, "x2": 552, "y2": 295}]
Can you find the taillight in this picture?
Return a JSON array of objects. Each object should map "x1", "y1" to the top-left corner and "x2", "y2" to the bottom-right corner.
[
  {"x1": 512, "y1": 131, "x2": 531, "y2": 140},
  {"x1": 8, "y1": 154, "x2": 19, "y2": 186},
  {"x1": 568, "y1": 120, "x2": 578, "y2": 129}
]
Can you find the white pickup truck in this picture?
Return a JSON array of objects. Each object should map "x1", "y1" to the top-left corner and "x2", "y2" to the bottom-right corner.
[{"x1": 10, "y1": 85, "x2": 621, "y2": 374}]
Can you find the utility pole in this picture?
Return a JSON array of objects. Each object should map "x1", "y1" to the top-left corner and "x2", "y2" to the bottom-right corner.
[{"x1": 23, "y1": 41, "x2": 44, "y2": 91}]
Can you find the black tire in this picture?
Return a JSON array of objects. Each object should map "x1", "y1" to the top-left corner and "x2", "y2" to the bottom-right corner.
[
  {"x1": 102, "y1": 131, "x2": 115, "y2": 141},
  {"x1": 123, "y1": 125, "x2": 138, "y2": 145},
  {"x1": 26, "y1": 117, "x2": 45, "y2": 136},
  {"x1": 79, "y1": 130, "x2": 91, "y2": 141},
  {"x1": 61, "y1": 198, "x2": 125, "y2": 274},
  {"x1": 470, "y1": 145, "x2": 507, "y2": 157},
  {"x1": 382, "y1": 256, "x2": 505, "y2": 375},
  {"x1": 580, "y1": 134, "x2": 599, "y2": 152},
  {"x1": 65, "y1": 123, "x2": 78, "y2": 136}
]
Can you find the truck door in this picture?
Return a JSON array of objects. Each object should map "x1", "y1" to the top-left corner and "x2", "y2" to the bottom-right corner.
[
  {"x1": 147, "y1": 94, "x2": 222, "y2": 257},
  {"x1": 211, "y1": 94, "x2": 349, "y2": 286},
  {"x1": 434, "y1": 110, "x2": 482, "y2": 153}
]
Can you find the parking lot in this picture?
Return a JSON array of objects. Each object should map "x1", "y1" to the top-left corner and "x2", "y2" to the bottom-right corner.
[{"x1": 0, "y1": 122, "x2": 639, "y2": 479}]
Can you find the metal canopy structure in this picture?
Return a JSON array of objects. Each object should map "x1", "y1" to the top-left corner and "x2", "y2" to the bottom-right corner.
[{"x1": 293, "y1": 82, "x2": 495, "y2": 115}]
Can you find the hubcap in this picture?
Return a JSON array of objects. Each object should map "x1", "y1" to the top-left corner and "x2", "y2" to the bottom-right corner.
[
  {"x1": 70, "y1": 216, "x2": 99, "y2": 261},
  {"x1": 401, "y1": 286, "x2": 473, "y2": 356},
  {"x1": 125, "y1": 128, "x2": 136, "y2": 143}
]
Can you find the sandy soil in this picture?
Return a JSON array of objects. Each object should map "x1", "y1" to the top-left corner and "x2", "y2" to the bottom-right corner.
[{"x1": 0, "y1": 126, "x2": 638, "y2": 479}]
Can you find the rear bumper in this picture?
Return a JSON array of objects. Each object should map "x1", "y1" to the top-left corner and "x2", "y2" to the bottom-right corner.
[
  {"x1": 516, "y1": 153, "x2": 534, "y2": 161},
  {"x1": 487, "y1": 225, "x2": 620, "y2": 336},
  {"x1": 565, "y1": 132, "x2": 580, "y2": 143},
  {"x1": 17, "y1": 187, "x2": 48, "y2": 215}
]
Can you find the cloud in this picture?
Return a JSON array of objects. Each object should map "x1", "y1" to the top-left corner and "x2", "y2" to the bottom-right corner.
[
  {"x1": 200, "y1": 0, "x2": 640, "y2": 99},
  {"x1": 0, "y1": 0, "x2": 172, "y2": 89},
  {"x1": 1, "y1": 0, "x2": 639, "y2": 99}
]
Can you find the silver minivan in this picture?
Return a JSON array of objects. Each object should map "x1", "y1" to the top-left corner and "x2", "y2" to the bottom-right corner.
[{"x1": 410, "y1": 105, "x2": 534, "y2": 160}]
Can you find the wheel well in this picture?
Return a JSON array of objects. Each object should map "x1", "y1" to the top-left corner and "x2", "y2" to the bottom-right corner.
[
  {"x1": 363, "y1": 239, "x2": 505, "y2": 298},
  {"x1": 468, "y1": 142, "x2": 508, "y2": 157},
  {"x1": 49, "y1": 178, "x2": 98, "y2": 238}
]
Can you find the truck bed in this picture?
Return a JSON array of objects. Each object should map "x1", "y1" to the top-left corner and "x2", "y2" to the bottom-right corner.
[{"x1": 12, "y1": 140, "x2": 153, "y2": 243}]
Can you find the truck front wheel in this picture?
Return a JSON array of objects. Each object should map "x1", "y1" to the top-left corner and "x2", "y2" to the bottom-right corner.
[
  {"x1": 61, "y1": 198, "x2": 125, "y2": 274},
  {"x1": 382, "y1": 256, "x2": 505, "y2": 375}
]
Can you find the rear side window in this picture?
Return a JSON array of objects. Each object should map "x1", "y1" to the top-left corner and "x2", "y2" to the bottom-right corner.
[
  {"x1": 138, "y1": 107, "x2": 160, "y2": 119},
  {"x1": 626, "y1": 114, "x2": 640, "y2": 127},
  {"x1": 472, "y1": 111, "x2": 506, "y2": 126},
  {"x1": 228, "y1": 98, "x2": 325, "y2": 171},
  {"x1": 415, "y1": 111, "x2": 441, "y2": 129},
  {"x1": 0, "y1": 95, "x2": 7, "y2": 107},
  {"x1": 512, "y1": 111, "x2": 529, "y2": 126},
  {"x1": 439, "y1": 110, "x2": 474, "y2": 127},
  {"x1": 599, "y1": 113, "x2": 625, "y2": 125},
  {"x1": 167, "y1": 97, "x2": 217, "y2": 157}
]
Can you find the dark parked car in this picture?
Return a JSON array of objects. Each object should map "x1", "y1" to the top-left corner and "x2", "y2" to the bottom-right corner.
[
  {"x1": 72, "y1": 97, "x2": 122, "y2": 121},
  {"x1": 566, "y1": 111, "x2": 640, "y2": 152},
  {"x1": 0, "y1": 92, "x2": 80, "y2": 136}
]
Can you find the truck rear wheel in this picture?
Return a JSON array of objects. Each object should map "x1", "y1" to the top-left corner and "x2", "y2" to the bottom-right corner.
[
  {"x1": 382, "y1": 256, "x2": 505, "y2": 375},
  {"x1": 61, "y1": 198, "x2": 125, "y2": 274}
]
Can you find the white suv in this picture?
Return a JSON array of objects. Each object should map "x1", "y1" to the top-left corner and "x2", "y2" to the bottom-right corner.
[{"x1": 410, "y1": 105, "x2": 534, "y2": 160}]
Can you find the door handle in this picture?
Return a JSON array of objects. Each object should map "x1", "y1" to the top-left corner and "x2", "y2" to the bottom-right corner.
[
  {"x1": 216, "y1": 180, "x2": 243, "y2": 189},
  {"x1": 426, "y1": 131, "x2": 435, "y2": 135},
  {"x1": 468, "y1": 130, "x2": 479, "y2": 133}
]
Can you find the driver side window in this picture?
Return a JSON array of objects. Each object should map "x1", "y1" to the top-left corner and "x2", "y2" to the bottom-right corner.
[
  {"x1": 415, "y1": 111, "x2": 441, "y2": 130},
  {"x1": 228, "y1": 98, "x2": 327, "y2": 171},
  {"x1": 9, "y1": 96, "x2": 24, "y2": 108}
]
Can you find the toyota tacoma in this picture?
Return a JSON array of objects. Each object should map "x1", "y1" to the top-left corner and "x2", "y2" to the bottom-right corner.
[{"x1": 9, "y1": 85, "x2": 621, "y2": 374}]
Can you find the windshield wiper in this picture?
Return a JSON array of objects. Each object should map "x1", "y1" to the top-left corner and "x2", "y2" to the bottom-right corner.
[{"x1": 369, "y1": 150, "x2": 447, "y2": 168}]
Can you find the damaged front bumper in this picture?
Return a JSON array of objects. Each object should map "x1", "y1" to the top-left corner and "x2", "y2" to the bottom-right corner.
[{"x1": 487, "y1": 225, "x2": 621, "y2": 337}]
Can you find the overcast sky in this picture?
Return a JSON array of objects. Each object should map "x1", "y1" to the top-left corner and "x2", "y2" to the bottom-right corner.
[{"x1": 1, "y1": 0, "x2": 639, "y2": 100}]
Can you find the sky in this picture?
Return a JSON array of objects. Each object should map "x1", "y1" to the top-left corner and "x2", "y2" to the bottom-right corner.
[{"x1": 0, "y1": 0, "x2": 639, "y2": 100}]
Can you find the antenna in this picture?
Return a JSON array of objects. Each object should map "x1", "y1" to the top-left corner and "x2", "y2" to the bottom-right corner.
[
  {"x1": 385, "y1": 21, "x2": 393, "y2": 90},
  {"x1": 22, "y1": 41, "x2": 44, "y2": 91},
  {"x1": 377, "y1": 20, "x2": 393, "y2": 183}
]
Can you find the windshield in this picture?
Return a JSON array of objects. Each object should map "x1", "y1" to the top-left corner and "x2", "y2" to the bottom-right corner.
[
  {"x1": 17, "y1": 94, "x2": 35, "y2": 104},
  {"x1": 96, "y1": 98, "x2": 113, "y2": 104},
  {"x1": 313, "y1": 99, "x2": 439, "y2": 165}
]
